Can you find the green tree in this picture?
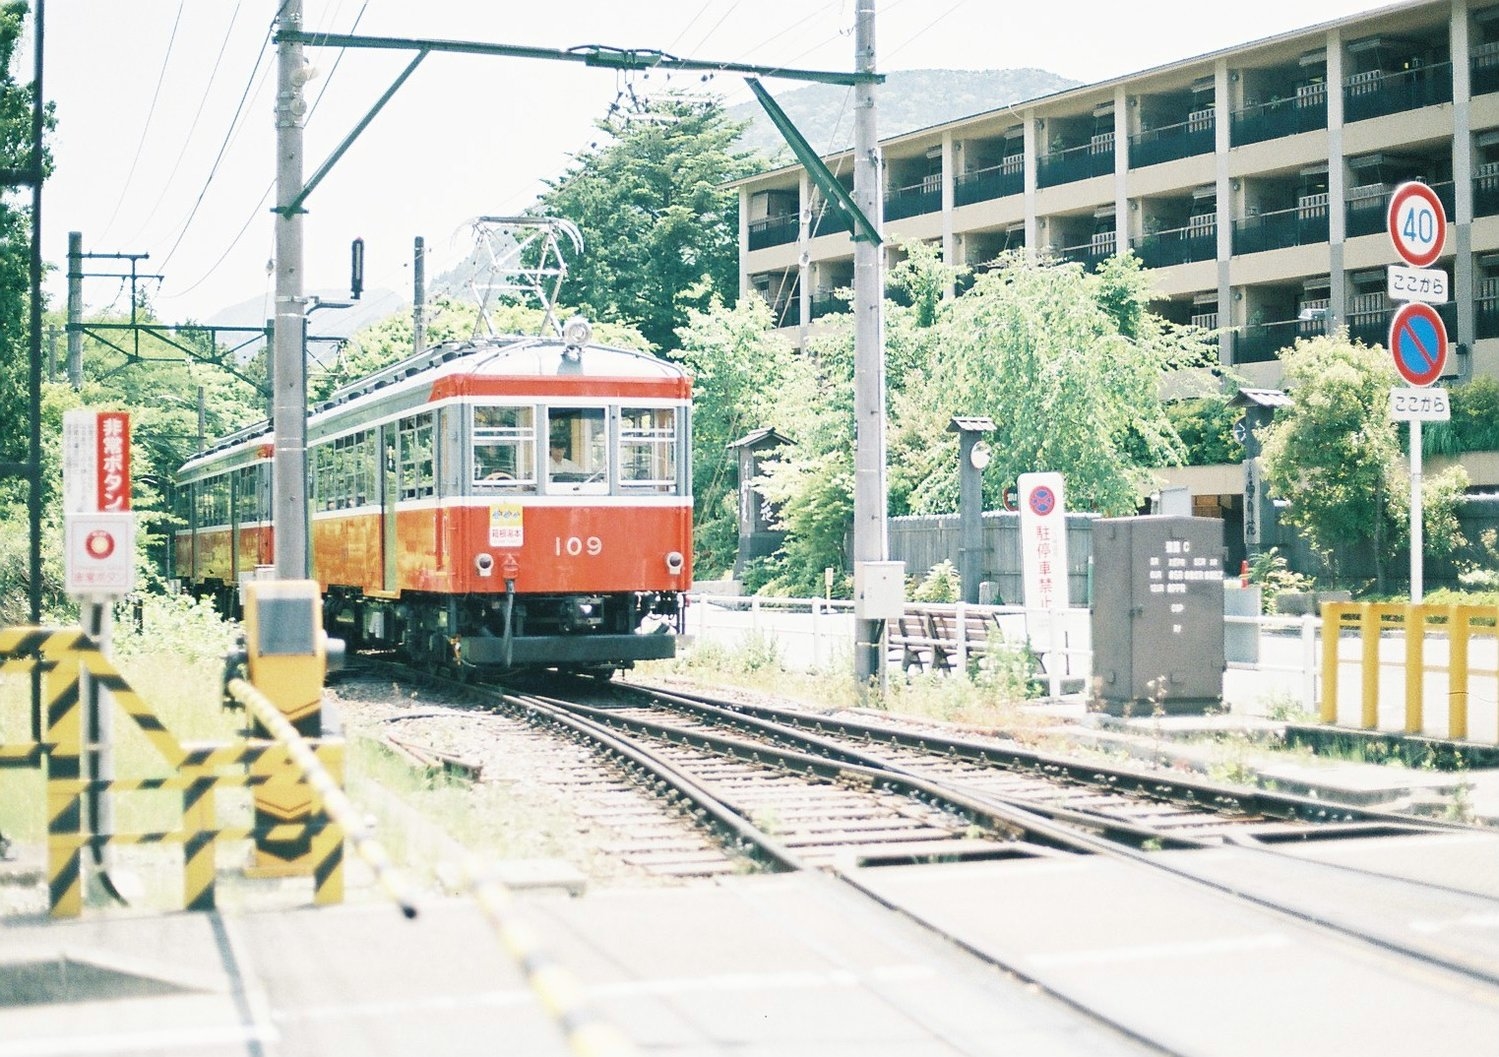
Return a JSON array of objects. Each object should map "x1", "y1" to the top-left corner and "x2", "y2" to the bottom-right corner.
[
  {"x1": 533, "y1": 92, "x2": 758, "y2": 354},
  {"x1": 896, "y1": 251, "x2": 1204, "y2": 518},
  {"x1": 1259, "y1": 332, "x2": 1406, "y2": 588},
  {"x1": 674, "y1": 295, "x2": 815, "y2": 579}
]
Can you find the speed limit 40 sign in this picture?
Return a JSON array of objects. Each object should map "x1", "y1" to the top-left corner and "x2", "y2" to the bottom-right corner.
[{"x1": 1387, "y1": 181, "x2": 1447, "y2": 268}]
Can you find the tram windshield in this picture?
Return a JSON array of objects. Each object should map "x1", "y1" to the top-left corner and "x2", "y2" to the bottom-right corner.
[{"x1": 547, "y1": 407, "x2": 608, "y2": 493}]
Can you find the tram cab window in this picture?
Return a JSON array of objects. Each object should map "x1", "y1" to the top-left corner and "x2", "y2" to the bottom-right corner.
[
  {"x1": 473, "y1": 405, "x2": 536, "y2": 492},
  {"x1": 619, "y1": 407, "x2": 678, "y2": 494},
  {"x1": 547, "y1": 407, "x2": 607, "y2": 493}
]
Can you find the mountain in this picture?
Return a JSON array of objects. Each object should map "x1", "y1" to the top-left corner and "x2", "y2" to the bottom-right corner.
[{"x1": 729, "y1": 68, "x2": 1079, "y2": 165}]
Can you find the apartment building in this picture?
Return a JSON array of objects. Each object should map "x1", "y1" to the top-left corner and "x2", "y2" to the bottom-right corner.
[{"x1": 734, "y1": 0, "x2": 1499, "y2": 512}]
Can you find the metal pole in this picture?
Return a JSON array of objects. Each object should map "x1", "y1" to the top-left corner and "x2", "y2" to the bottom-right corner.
[
  {"x1": 1410, "y1": 418, "x2": 1423, "y2": 603},
  {"x1": 273, "y1": 0, "x2": 309, "y2": 579},
  {"x1": 851, "y1": 0, "x2": 886, "y2": 686},
  {"x1": 66, "y1": 232, "x2": 82, "y2": 387}
]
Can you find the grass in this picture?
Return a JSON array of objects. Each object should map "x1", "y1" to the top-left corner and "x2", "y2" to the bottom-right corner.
[{"x1": 637, "y1": 633, "x2": 1051, "y2": 734}]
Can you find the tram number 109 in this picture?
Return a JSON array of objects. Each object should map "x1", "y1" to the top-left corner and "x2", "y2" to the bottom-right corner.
[{"x1": 555, "y1": 535, "x2": 604, "y2": 557}]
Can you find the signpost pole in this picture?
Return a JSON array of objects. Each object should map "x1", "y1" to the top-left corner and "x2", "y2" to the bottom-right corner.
[
  {"x1": 1386, "y1": 181, "x2": 1449, "y2": 605},
  {"x1": 1411, "y1": 418, "x2": 1423, "y2": 603}
]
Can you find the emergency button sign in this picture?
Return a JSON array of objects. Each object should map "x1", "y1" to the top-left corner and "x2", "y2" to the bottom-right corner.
[{"x1": 66, "y1": 512, "x2": 135, "y2": 595}]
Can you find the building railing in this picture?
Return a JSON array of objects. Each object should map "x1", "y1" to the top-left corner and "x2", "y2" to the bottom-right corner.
[
  {"x1": 1129, "y1": 112, "x2": 1216, "y2": 168},
  {"x1": 954, "y1": 161, "x2": 1024, "y2": 206},
  {"x1": 1346, "y1": 180, "x2": 1454, "y2": 238},
  {"x1": 1233, "y1": 318, "x2": 1308, "y2": 363},
  {"x1": 1232, "y1": 200, "x2": 1330, "y2": 254},
  {"x1": 809, "y1": 205, "x2": 852, "y2": 239},
  {"x1": 810, "y1": 293, "x2": 850, "y2": 319},
  {"x1": 1473, "y1": 41, "x2": 1499, "y2": 96},
  {"x1": 1037, "y1": 137, "x2": 1115, "y2": 187},
  {"x1": 1478, "y1": 288, "x2": 1499, "y2": 340},
  {"x1": 748, "y1": 212, "x2": 799, "y2": 251},
  {"x1": 884, "y1": 178, "x2": 942, "y2": 221},
  {"x1": 1132, "y1": 221, "x2": 1218, "y2": 268},
  {"x1": 1347, "y1": 299, "x2": 1457, "y2": 347},
  {"x1": 1053, "y1": 232, "x2": 1116, "y2": 271},
  {"x1": 1475, "y1": 164, "x2": 1499, "y2": 216},
  {"x1": 1343, "y1": 61, "x2": 1453, "y2": 123},
  {"x1": 1230, "y1": 88, "x2": 1327, "y2": 146}
]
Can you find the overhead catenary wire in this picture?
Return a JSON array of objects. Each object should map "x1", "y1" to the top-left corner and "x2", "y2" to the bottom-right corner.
[
  {"x1": 99, "y1": 0, "x2": 186, "y2": 241},
  {"x1": 125, "y1": 2, "x2": 247, "y2": 247}
]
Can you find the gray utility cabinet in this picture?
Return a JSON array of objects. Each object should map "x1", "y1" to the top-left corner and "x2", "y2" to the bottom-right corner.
[{"x1": 1090, "y1": 516, "x2": 1224, "y2": 716}]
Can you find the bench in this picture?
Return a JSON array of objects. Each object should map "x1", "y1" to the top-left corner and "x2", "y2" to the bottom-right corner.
[{"x1": 887, "y1": 603, "x2": 1040, "y2": 677}]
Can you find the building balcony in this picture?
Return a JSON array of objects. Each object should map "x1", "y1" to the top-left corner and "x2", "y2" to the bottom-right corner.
[
  {"x1": 1476, "y1": 165, "x2": 1499, "y2": 217},
  {"x1": 1345, "y1": 180, "x2": 1454, "y2": 239},
  {"x1": 810, "y1": 293, "x2": 850, "y2": 320},
  {"x1": 954, "y1": 161, "x2": 1023, "y2": 206},
  {"x1": 1347, "y1": 299, "x2": 1456, "y2": 347},
  {"x1": 1129, "y1": 112, "x2": 1215, "y2": 168},
  {"x1": 1343, "y1": 62, "x2": 1453, "y2": 123},
  {"x1": 748, "y1": 213, "x2": 799, "y2": 251},
  {"x1": 884, "y1": 176, "x2": 942, "y2": 221},
  {"x1": 1234, "y1": 319, "x2": 1309, "y2": 363},
  {"x1": 809, "y1": 206, "x2": 853, "y2": 239},
  {"x1": 1053, "y1": 232, "x2": 1117, "y2": 271},
  {"x1": 1037, "y1": 135, "x2": 1115, "y2": 188},
  {"x1": 1474, "y1": 41, "x2": 1499, "y2": 96},
  {"x1": 1232, "y1": 199, "x2": 1329, "y2": 255},
  {"x1": 1230, "y1": 87, "x2": 1327, "y2": 147},
  {"x1": 1478, "y1": 282, "x2": 1499, "y2": 339},
  {"x1": 1132, "y1": 220, "x2": 1218, "y2": 268}
]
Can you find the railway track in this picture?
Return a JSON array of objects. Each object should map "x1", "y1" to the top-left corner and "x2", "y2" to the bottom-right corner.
[{"x1": 356, "y1": 662, "x2": 1499, "y2": 1020}]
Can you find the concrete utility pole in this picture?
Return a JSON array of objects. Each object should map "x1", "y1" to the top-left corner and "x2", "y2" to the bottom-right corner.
[
  {"x1": 413, "y1": 236, "x2": 426, "y2": 353},
  {"x1": 273, "y1": 0, "x2": 309, "y2": 579},
  {"x1": 851, "y1": 0, "x2": 887, "y2": 684},
  {"x1": 66, "y1": 231, "x2": 82, "y2": 387}
]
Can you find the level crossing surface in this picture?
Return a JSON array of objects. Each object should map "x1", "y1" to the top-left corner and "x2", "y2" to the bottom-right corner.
[{"x1": 5, "y1": 831, "x2": 1499, "y2": 1057}]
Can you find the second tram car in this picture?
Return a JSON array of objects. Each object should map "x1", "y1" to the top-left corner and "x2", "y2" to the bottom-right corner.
[{"x1": 173, "y1": 320, "x2": 692, "y2": 673}]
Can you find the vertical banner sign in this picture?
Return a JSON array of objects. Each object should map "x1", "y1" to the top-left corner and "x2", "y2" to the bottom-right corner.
[
  {"x1": 1018, "y1": 472, "x2": 1068, "y2": 612},
  {"x1": 97, "y1": 411, "x2": 131, "y2": 511}
]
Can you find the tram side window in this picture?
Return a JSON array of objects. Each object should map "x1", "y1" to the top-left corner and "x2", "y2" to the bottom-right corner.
[
  {"x1": 547, "y1": 407, "x2": 607, "y2": 493},
  {"x1": 234, "y1": 466, "x2": 260, "y2": 523},
  {"x1": 619, "y1": 407, "x2": 677, "y2": 494},
  {"x1": 472, "y1": 406, "x2": 536, "y2": 492},
  {"x1": 398, "y1": 413, "x2": 436, "y2": 499},
  {"x1": 196, "y1": 474, "x2": 230, "y2": 527}
]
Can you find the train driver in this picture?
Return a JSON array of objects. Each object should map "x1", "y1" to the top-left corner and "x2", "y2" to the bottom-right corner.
[{"x1": 549, "y1": 440, "x2": 584, "y2": 475}]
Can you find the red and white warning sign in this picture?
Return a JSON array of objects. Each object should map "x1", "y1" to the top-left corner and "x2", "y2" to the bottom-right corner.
[{"x1": 62, "y1": 409, "x2": 134, "y2": 596}]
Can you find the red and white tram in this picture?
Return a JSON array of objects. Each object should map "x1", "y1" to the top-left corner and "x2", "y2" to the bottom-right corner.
[{"x1": 173, "y1": 322, "x2": 692, "y2": 673}]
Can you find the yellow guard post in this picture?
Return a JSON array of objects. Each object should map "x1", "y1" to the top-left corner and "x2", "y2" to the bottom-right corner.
[{"x1": 241, "y1": 580, "x2": 335, "y2": 877}]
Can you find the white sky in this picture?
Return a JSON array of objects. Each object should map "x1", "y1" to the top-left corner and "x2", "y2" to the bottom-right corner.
[{"x1": 35, "y1": 0, "x2": 1398, "y2": 323}]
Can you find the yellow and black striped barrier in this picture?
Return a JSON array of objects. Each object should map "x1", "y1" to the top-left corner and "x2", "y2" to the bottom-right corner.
[
  {"x1": 0, "y1": 626, "x2": 393, "y2": 918},
  {"x1": 226, "y1": 676, "x2": 417, "y2": 918},
  {"x1": 1320, "y1": 602, "x2": 1499, "y2": 740}
]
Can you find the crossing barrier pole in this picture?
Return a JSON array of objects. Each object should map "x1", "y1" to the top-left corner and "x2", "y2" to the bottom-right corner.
[
  {"x1": 1360, "y1": 606, "x2": 1381, "y2": 729},
  {"x1": 1319, "y1": 603, "x2": 1351, "y2": 724},
  {"x1": 1449, "y1": 605, "x2": 1470, "y2": 741},
  {"x1": 1405, "y1": 604, "x2": 1425, "y2": 734},
  {"x1": 43, "y1": 634, "x2": 85, "y2": 918}
]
